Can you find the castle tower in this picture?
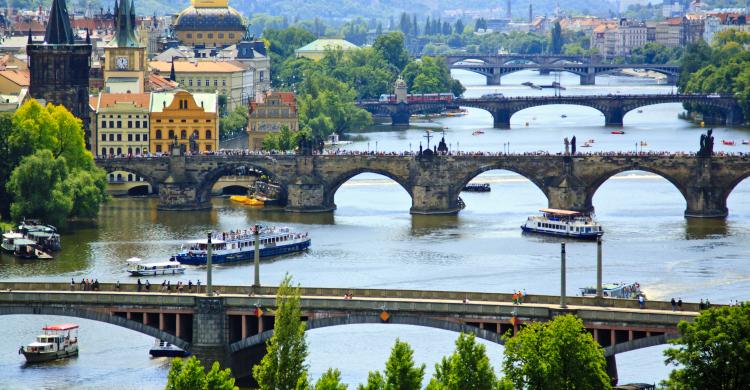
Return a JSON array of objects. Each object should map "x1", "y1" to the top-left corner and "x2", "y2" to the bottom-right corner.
[{"x1": 27, "y1": 0, "x2": 92, "y2": 147}]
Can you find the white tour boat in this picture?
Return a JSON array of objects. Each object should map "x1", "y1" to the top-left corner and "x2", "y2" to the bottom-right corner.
[
  {"x1": 1, "y1": 232, "x2": 25, "y2": 252},
  {"x1": 521, "y1": 208, "x2": 603, "y2": 239},
  {"x1": 20, "y1": 323, "x2": 79, "y2": 363},
  {"x1": 127, "y1": 257, "x2": 186, "y2": 276},
  {"x1": 579, "y1": 282, "x2": 642, "y2": 299}
]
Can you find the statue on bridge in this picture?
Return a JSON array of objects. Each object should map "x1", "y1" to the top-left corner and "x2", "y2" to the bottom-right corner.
[
  {"x1": 571, "y1": 136, "x2": 577, "y2": 155},
  {"x1": 698, "y1": 129, "x2": 714, "y2": 157},
  {"x1": 437, "y1": 136, "x2": 449, "y2": 155},
  {"x1": 564, "y1": 137, "x2": 570, "y2": 155}
]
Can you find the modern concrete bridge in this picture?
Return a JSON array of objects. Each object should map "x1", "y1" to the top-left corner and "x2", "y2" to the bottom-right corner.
[
  {"x1": 0, "y1": 282, "x2": 697, "y2": 383},
  {"x1": 442, "y1": 54, "x2": 680, "y2": 85},
  {"x1": 358, "y1": 94, "x2": 743, "y2": 127},
  {"x1": 95, "y1": 153, "x2": 750, "y2": 218}
]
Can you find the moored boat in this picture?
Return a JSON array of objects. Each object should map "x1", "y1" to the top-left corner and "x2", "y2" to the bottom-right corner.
[
  {"x1": 13, "y1": 239, "x2": 53, "y2": 259},
  {"x1": 722, "y1": 140, "x2": 735, "y2": 146},
  {"x1": 611, "y1": 130, "x2": 625, "y2": 135},
  {"x1": 579, "y1": 282, "x2": 642, "y2": 299},
  {"x1": 463, "y1": 183, "x2": 491, "y2": 192},
  {"x1": 127, "y1": 257, "x2": 185, "y2": 276},
  {"x1": 521, "y1": 208, "x2": 603, "y2": 239},
  {"x1": 149, "y1": 339, "x2": 189, "y2": 358},
  {"x1": 19, "y1": 323, "x2": 79, "y2": 363},
  {"x1": 172, "y1": 226, "x2": 311, "y2": 265},
  {"x1": 17, "y1": 220, "x2": 60, "y2": 251},
  {"x1": 1, "y1": 232, "x2": 24, "y2": 252}
]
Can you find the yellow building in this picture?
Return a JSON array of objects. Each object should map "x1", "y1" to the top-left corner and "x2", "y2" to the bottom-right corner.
[
  {"x1": 149, "y1": 90, "x2": 218, "y2": 154},
  {"x1": 149, "y1": 60, "x2": 249, "y2": 111},
  {"x1": 247, "y1": 91, "x2": 298, "y2": 150},
  {"x1": 294, "y1": 38, "x2": 359, "y2": 60},
  {"x1": 173, "y1": 0, "x2": 246, "y2": 47}
]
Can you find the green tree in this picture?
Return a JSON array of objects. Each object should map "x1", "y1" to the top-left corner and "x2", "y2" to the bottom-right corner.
[
  {"x1": 253, "y1": 274, "x2": 309, "y2": 390},
  {"x1": 454, "y1": 19, "x2": 465, "y2": 35},
  {"x1": 66, "y1": 169, "x2": 108, "y2": 219},
  {"x1": 315, "y1": 368, "x2": 348, "y2": 390},
  {"x1": 219, "y1": 105, "x2": 250, "y2": 140},
  {"x1": 357, "y1": 339, "x2": 426, "y2": 390},
  {"x1": 0, "y1": 113, "x2": 17, "y2": 218},
  {"x1": 662, "y1": 303, "x2": 750, "y2": 390},
  {"x1": 373, "y1": 32, "x2": 410, "y2": 71},
  {"x1": 426, "y1": 333, "x2": 497, "y2": 390},
  {"x1": 7, "y1": 150, "x2": 72, "y2": 227},
  {"x1": 166, "y1": 356, "x2": 238, "y2": 390},
  {"x1": 501, "y1": 314, "x2": 610, "y2": 390},
  {"x1": 549, "y1": 21, "x2": 563, "y2": 54}
]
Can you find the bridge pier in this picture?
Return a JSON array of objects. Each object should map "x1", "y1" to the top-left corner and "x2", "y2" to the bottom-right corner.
[
  {"x1": 666, "y1": 73, "x2": 679, "y2": 85},
  {"x1": 684, "y1": 185, "x2": 728, "y2": 218},
  {"x1": 411, "y1": 185, "x2": 462, "y2": 215},
  {"x1": 391, "y1": 108, "x2": 411, "y2": 126},
  {"x1": 606, "y1": 355, "x2": 618, "y2": 386},
  {"x1": 486, "y1": 73, "x2": 502, "y2": 86},
  {"x1": 192, "y1": 297, "x2": 230, "y2": 370},
  {"x1": 580, "y1": 73, "x2": 596, "y2": 86},
  {"x1": 491, "y1": 110, "x2": 512, "y2": 128},
  {"x1": 538, "y1": 69, "x2": 551, "y2": 75},
  {"x1": 603, "y1": 108, "x2": 625, "y2": 127},
  {"x1": 158, "y1": 183, "x2": 210, "y2": 210},
  {"x1": 285, "y1": 183, "x2": 335, "y2": 213}
]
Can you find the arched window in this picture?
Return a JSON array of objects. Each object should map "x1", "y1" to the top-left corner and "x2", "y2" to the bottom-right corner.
[
  {"x1": 116, "y1": 147, "x2": 122, "y2": 155},
  {"x1": 116, "y1": 173, "x2": 122, "y2": 181},
  {"x1": 128, "y1": 174, "x2": 133, "y2": 181},
  {"x1": 181, "y1": 130, "x2": 187, "y2": 139},
  {"x1": 205, "y1": 130, "x2": 211, "y2": 139},
  {"x1": 109, "y1": 147, "x2": 114, "y2": 156},
  {"x1": 135, "y1": 148, "x2": 141, "y2": 155},
  {"x1": 192, "y1": 130, "x2": 199, "y2": 139},
  {"x1": 168, "y1": 130, "x2": 174, "y2": 139},
  {"x1": 127, "y1": 147, "x2": 132, "y2": 155},
  {"x1": 156, "y1": 129, "x2": 162, "y2": 139},
  {"x1": 101, "y1": 147, "x2": 106, "y2": 156}
]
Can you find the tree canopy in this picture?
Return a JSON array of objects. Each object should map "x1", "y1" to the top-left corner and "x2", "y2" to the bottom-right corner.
[
  {"x1": 253, "y1": 274, "x2": 309, "y2": 390},
  {"x1": 501, "y1": 314, "x2": 610, "y2": 390},
  {"x1": 662, "y1": 303, "x2": 750, "y2": 390},
  {"x1": 166, "y1": 356, "x2": 238, "y2": 390},
  {"x1": 426, "y1": 333, "x2": 497, "y2": 390},
  {"x1": 358, "y1": 339, "x2": 425, "y2": 390}
]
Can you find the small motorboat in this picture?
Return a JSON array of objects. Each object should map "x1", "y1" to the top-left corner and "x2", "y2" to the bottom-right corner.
[
  {"x1": 742, "y1": 140, "x2": 749, "y2": 145},
  {"x1": 561, "y1": 114, "x2": 567, "y2": 118},
  {"x1": 149, "y1": 339, "x2": 189, "y2": 358},
  {"x1": 463, "y1": 183, "x2": 491, "y2": 192},
  {"x1": 581, "y1": 142, "x2": 592, "y2": 148},
  {"x1": 722, "y1": 140, "x2": 735, "y2": 146},
  {"x1": 1, "y1": 232, "x2": 24, "y2": 252},
  {"x1": 611, "y1": 130, "x2": 625, "y2": 135},
  {"x1": 20, "y1": 324, "x2": 79, "y2": 363},
  {"x1": 127, "y1": 257, "x2": 185, "y2": 276},
  {"x1": 587, "y1": 139, "x2": 595, "y2": 143},
  {"x1": 472, "y1": 130, "x2": 484, "y2": 136},
  {"x1": 230, "y1": 195, "x2": 264, "y2": 207},
  {"x1": 637, "y1": 109, "x2": 643, "y2": 113}
]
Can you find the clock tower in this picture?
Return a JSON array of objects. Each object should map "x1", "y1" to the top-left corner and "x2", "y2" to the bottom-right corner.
[{"x1": 104, "y1": 0, "x2": 147, "y2": 93}]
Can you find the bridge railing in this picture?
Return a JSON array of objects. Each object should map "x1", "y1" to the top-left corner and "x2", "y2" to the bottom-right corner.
[{"x1": 0, "y1": 282, "x2": 702, "y2": 312}]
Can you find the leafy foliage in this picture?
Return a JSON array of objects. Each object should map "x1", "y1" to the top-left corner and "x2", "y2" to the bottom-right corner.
[
  {"x1": 253, "y1": 274, "x2": 309, "y2": 390},
  {"x1": 165, "y1": 356, "x2": 238, "y2": 390},
  {"x1": 425, "y1": 333, "x2": 497, "y2": 390},
  {"x1": 315, "y1": 368, "x2": 348, "y2": 390},
  {"x1": 401, "y1": 57, "x2": 465, "y2": 96},
  {"x1": 662, "y1": 303, "x2": 750, "y2": 390},
  {"x1": 358, "y1": 339, "x2": 425, "y2": 390},
  {"x1": 219, "y1": 105, "x2": 249, "y2": 140},
  {"x1": 261, "y1": 125, "x2": 310, "y2": 152},
  {"x1": 501, "y1": 314, "x2": 610, "y2": 390}
]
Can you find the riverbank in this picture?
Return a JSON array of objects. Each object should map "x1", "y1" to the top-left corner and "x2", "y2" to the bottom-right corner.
[{"x1": 618, "y1": 68, "x2": 668, "y2": 80}]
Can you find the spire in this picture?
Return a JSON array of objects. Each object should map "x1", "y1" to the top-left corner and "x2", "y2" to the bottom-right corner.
[
  {"x1": 169, "y1": 57, "x2": 176, "y2": 81},
  {"x1": 85, "y1": 28, "x2": 90, "y2": 44},
  {"x1": 45, "y1": 0, "x2": 75, "y2": 44},
  {"x1": 111, "y1": 0, "x2": 139, "y2": 47},
  {"x1": 27, "y1": 28, "x2": 32, "y2": 44}
]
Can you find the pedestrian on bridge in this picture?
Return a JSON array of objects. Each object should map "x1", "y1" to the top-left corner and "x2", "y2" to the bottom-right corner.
[
  {"x1": 671, "y1": 298, "x2": 676, "y2": 311},
  {"x1": 188, "y1": 280, "x2": 193, "y2": 292},
  {"x1": 70, "y1": 278, "x2": 75, "y2": 291},
  {"x1": 677, "y1": 298, "x2": 683, "y2": 311},
  {"x1": 145, "y1": 280, "x2": 151, "y2": 291},
  {"x1": 137, "y1": 279, "x2": 142, "y2": 292},
  {"x1": 638, "y1": 294, "x2": 646, "y2": 309}
]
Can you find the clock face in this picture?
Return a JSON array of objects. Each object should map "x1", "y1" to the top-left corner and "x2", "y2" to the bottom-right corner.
[{"x1": 116, "y1": 56, "x2": 129, "y2": 70}]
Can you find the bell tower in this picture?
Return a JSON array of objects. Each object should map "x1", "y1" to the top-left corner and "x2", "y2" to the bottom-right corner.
[
  {"x1": 27, "y1": 0, "x2": 92, "y2": 148},
  {"x1": 104, "y1": 0, "x2": 147, "y2": 93}
]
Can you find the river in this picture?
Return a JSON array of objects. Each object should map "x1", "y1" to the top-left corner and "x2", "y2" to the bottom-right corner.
[{"x1": 1, "y1": 69, "x2": 749, "y2": 389}]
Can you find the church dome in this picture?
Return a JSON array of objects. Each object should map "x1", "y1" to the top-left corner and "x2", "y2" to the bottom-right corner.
[{"x1": 174, "y1": 6, "x2": 246, "y2": 32}]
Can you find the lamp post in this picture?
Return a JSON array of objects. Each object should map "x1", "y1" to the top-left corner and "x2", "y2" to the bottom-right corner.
[
  {"x1": 206, "y1": 231, "x2": 213, "y2": 297},
  {"x1": 560, "y1": 242, "x2": 567, "y2": 308},
  {"x1": 253, "y1": 224, "x2": 260, "y2": 292},
  {"x1": 596, "y1": 237, "x2": 603, "y2": 300}
]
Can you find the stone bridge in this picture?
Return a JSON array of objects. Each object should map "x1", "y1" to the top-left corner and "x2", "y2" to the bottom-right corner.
[
  {"x1": 357, "y1": 94, "x2": 743, "y2": 127},
  {"x1": 0, "y1": 282, "x2": 697, "y2": 384},
  {"x1": 95, "y1": 154, "x2": 750, "y2": 218},
  {"x1": 443, "y1": 54, "x2": 679, "y2": 85}
]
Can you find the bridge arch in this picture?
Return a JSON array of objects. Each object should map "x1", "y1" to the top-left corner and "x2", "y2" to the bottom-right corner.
[
  {"x1": 0, "y1": 304, "x2": 191, "y2": 351},
  {"x1": 99, "y1": 164, "x2": 158, "y2": 189},
  {"x1": 586, "y1": 167, "x2": 688, "y2": 212},
  {"x1": 325, "y1": 168, "x2": 413, "y2": 211},
  {"x1": 454, "y1": 165, "x2": 549, "y2": 210},
  {"x1": 723, "y1": 171, "x2": 750, "y2": 207},
  {"x1": 229, "y1": 314, "x2": 503, "y2": 355},
  {"x1": 196, "y1": 162, "x2": 288, "y2": 206}
]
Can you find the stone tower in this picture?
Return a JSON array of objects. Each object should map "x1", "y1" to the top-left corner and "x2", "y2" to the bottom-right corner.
[
  {"x1": 27, "y1": 0, "x2": 92, "y2": 147},
  {"x1": 104, "y1": 0, "x2": 147, "y2": 93},
  {"x1": 394, "y1": 77, "x2": 408, "y2": 103}
]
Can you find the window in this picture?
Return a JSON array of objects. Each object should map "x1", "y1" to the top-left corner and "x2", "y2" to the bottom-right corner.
[
  {"x1": 180, "y1": 130, "x2": 187, "y2": 139},
  {"x1": 229, "y1": 33, "x2": 235, "y2": 39},
  {"x1": 135, "y1": 134, "x2": 140, "y2": 142},
  {"x1": 186, "y1": 33, "x2": 192, "y2": 39},
  {"x1": 101, "y1": 121, "x2": 107, "y2": 128},
  {"x1": 109, "y1": 120, "x2": 114, "y2": 128},
  {"x1": 205, "y1": 130, "x2": 211, "y2": 139},
  {"x1": 214, "y1": 79, "x2": 218, "y2": 87},
  {"x1": 116, "y1": 147, "x2": 122, "y2": 155},
  {"x1": 109, "y1": 147, "x2": 114, "y2": 155},
  {"x1": 135, "y1": 148, "x2": 140, "y2": 155},
  {"x1": 134, "y1": 121, "x2": 140, "y2": 128},
  {"x1": 156, "y1": 129, "x2": 162, "y2": 139},
  {"x1": 218, "y1": 33, "x2": 224, "y2": 38},
  {"x1": 197, "y1": 79, "x2": 202, "y2": 87},
  {"x1": 127, "y1": 148, "x2": 132, "y2": 157},
  {"x1": 205, "y1": 79, "x2": 209, "y2": 87},
  {"x1": 156, "y1": 119, "x2": 161, "y2": 123},
  {"x1": 207, "y1": 33, "x2": 213, "y2": 39},
  {"x1": 189, "y1": 79, "x2": 193, "y2": 87},
  {"x1": 100, "y1": 147, "x2": 106, "y2": 156},
  {"x1": 143, "y1": 134, "x2": 148, "y2": 141},
  {"x1": 222, "y1": 80, "x2": 226, "y2": 87},
  {"x1": 193, "y1": 119, "x2": 199, "y2": 123},
  {"x1": 143, "y1": 121, "x2": 148, "y2": 128},
  {"x1": 259, "y1": 71, "x2": 265, "y2": 81},
  {"x1": 101, "y1": 134, "x2": 106, "y2": 141},
  {"x1": 192, "y1": 130, "x2": 199, "y2": 139},
  {"x1": 168, "y1": 130, "x2": 174, "y2": 139},
  {"x1": 109, "y1": 134, "x2": 114, "y2": 141},
  {"x1": 197, "y1": 33, "x2": 203, "y2": 39},
  {"x1": 127, "y1": 134, "x2": 132, "y2": 141},
  {"x1": 156, "y1": 144, "x2": 162, "y2": 152},
  {"x1": 205, "y1": 144, "x2": 212, "y2": 151},
  {"x1": 117, "y1": 121, "x2": 122, "y2": 128},
  {"x1": 117, "y1": 134, "x2": 122, "y2": 141}
]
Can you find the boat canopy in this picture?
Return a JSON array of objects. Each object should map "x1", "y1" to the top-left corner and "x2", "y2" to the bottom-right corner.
[
  {"x1": 133, "y1": 261, "x2": 182, "y2": 268},
  {"x1": 43, "y1": 323, "x2": 79, "y2": 331},
  {"x1": 539, "y1": 208, "x2": 583, "y2": 216},
  {"x1": 2, "y1": 232, "x2": 24, "y2": 238},
  {"x1": 126, "y1": 257, "x2": 143, "y2": 263},
  {"x1": 13, "y1": 239, "x2": 36, "y2": 246},
  {"x1": 188, "y1": 239, "x2": 226, "y2": 245}
]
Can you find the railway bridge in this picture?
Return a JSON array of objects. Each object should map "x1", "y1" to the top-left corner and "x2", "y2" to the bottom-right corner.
[
  {"x1": 357, "y1": 94, "x2": 743, "y2": 127},
  {"x1": 95, "y1": 153, "x2": 750, "y2": 218},
  {"x1": 0, "y1": 282, "x2": 698, "y2": 384}
]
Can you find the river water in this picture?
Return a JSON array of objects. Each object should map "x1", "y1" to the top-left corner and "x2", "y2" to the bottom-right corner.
[{"x1": 1, "y1": 70, "x2": 749, "y2": 389}]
